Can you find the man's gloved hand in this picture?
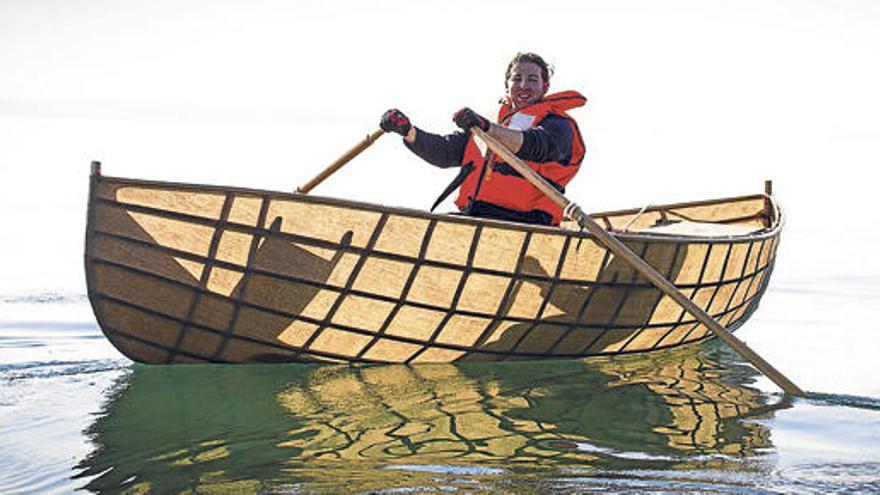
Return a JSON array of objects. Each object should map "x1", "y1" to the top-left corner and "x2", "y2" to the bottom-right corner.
[
  {"x1": 380, "y1": 109, "x2": 412, "y2": 136},
  {"x1": 453, "y1": 107, "x2": 490, "y2": 132}
]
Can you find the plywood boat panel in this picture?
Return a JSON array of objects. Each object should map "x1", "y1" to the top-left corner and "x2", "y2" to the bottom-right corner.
[{"x1": 85, "y1": 172, "x2": 783, "y2": 364}]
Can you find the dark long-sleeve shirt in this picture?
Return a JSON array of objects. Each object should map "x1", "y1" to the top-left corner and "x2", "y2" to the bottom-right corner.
[
  {"x1": 404, "y1": 114, "x2": 574, "y2": 168},
  {"x1": 403, "y1": 114, "x2": 576, "y2": 226}
]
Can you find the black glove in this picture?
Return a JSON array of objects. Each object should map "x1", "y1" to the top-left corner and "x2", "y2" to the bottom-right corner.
[
  {"x1": 380, "y1": 109, "x2": 412, "y2": 136},
  {"x1": 453, "y1": 107, "x2": 490, "y2": 132}
]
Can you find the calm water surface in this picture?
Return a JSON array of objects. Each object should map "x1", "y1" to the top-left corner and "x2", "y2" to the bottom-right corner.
[{"x1": 1, "y1": 292, "x2": 879, "y2": 494}]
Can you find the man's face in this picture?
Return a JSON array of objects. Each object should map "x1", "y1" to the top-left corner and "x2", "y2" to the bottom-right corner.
[{"x1": 507, "y1": 62, "x2": 549, "y2": 109}]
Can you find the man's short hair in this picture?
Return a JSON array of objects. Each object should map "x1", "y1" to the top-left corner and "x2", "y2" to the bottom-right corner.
[{"x1": 505, "y1": 52, "x2": 554, "y2": 88}]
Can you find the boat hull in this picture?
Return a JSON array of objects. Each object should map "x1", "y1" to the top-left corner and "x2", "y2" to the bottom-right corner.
[{"x1": 85, "y1": 173, "x2": 781, "y2": 364}]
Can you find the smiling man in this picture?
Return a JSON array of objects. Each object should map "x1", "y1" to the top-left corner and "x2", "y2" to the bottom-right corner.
[{"x1": 381, "y1": 52, "x2": 586, "y2": 226}]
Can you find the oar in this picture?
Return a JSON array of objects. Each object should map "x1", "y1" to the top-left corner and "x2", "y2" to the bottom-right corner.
[
  {"x1": 470, "y1": 127, "x2": 805, "y2": 397},
  {"x1": 296, "y1": 129, "x2": 386, "y2": 194}
]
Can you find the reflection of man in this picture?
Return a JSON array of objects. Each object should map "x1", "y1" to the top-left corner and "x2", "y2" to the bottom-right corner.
[{"x1": 381, "y1": 52, "x2": 586, "y2": 226}]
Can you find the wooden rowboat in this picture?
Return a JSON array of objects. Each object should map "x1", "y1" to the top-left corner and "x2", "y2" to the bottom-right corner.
[{"x1": 85, "y1": 164, "x2": 782, "y2": 364}]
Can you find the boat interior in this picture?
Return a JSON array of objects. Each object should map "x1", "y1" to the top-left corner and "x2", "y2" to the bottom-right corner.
[{"x1": 562, "y1": 192, "x2": 779, "y2": 238}]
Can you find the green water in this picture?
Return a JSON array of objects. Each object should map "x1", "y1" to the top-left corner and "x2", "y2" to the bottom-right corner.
[{"x1": 73, "y1": 349, "x2": 794, "y2": 492}]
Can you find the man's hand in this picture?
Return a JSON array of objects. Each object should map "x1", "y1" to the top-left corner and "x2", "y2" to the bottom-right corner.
[
  {"x1": 380, "y1": 109, "x2": 412, "y2": 136},
  {"x1": 453, "y1": 107, "x2": 490, "y2": 132}
]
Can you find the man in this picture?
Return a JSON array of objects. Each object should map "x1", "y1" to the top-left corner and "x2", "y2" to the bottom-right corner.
[{"x1": 380, "y1": 52, "x2": 586, "y2": 226}]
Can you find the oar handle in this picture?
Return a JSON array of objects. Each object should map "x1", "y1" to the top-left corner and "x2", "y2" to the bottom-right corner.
[
  {"x1": 297, "y1": 129, "x2": 386, "y2": 194},
  {"x1": 470, "y1": 127, "x2": 804, "y2": 397}
]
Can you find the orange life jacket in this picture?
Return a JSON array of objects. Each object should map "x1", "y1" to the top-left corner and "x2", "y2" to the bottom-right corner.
[{"x1": 454, "y1": 90, "x2": 586, "y2": 225}]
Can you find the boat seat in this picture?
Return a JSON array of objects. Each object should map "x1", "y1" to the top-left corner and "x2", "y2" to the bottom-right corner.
[{"x1": 641, "y1": 220, "x2": 765, "y2": 237}]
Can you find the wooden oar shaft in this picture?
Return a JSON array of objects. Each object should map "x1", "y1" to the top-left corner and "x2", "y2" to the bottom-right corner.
[
  {"x1": 297, "y1": 129, "x2": 385, "y2": 194},
  {"x1": 471, "y1": 127, "x2": 805, "y2": 397}
]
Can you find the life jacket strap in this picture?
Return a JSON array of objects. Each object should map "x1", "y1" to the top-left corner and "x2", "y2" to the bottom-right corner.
[{"x1": 430, "y1": 161, "x2": 474, "y2": 212}]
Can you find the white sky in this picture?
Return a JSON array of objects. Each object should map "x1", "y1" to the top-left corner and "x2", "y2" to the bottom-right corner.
[{"x1": 2, "y1": 0, "x2": 880, "y2": 293}]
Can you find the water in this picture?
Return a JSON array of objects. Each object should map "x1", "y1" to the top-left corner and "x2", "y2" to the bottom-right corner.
[{"x1": 2, "y1": 293, "x2": 879, "y2": 493}]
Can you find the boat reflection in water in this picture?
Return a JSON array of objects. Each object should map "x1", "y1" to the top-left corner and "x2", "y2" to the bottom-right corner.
[{"x1": 75, "y1": 346, "x2": 789, "y2": 493}]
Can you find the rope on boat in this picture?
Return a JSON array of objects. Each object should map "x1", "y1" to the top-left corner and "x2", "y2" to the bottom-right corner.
[
  {"x1": 562, "y1": 201, "x2": 580, "y2": 221},
  {"x1": 621, "y1": 204, "x2": 654, "y2": 232}
]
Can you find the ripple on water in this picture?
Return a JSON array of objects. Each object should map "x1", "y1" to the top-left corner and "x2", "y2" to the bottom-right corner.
[
  {"x1": 0, "y1": 459, "x2": 74, "y2": 495},
  {"x1": 0, "y1": 359, "x2": 128, "y2": 380},
  {"x1": 776, "y1": 462, "x2": 880, "y2": 493},
  {"x1": 807, "y1": 392, "x2": 880, "y2": 411},
  {"x1": 0, "y1": 292, "x2": 87, "y2": 305},
  {"x1": 382, "y1": 464, "x2": 508, "y2": 476},
  {"x1": 0, "y1": 340, "x2": 46, "y2": 349}
]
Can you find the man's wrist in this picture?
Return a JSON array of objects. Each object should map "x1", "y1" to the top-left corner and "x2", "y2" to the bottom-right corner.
[
  {"x1": 404, "y1": 127, "x2": 417, "y2": 143},
  {"x1": 488, "y1": 124, "x2": 524, "y2": 153}
]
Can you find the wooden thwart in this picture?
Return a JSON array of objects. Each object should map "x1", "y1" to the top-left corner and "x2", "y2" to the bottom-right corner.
[{"x1": 471, "y1": 127, "x2": 804, "y2": 397}]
